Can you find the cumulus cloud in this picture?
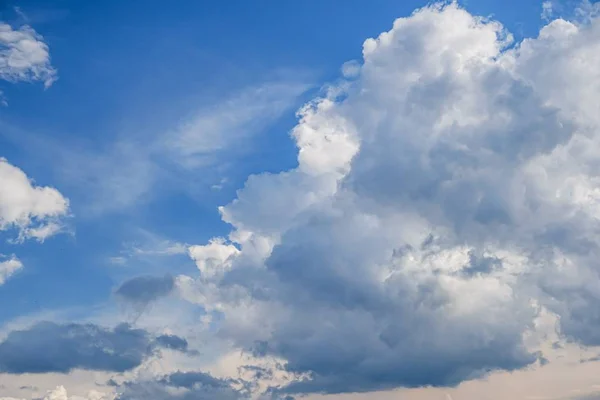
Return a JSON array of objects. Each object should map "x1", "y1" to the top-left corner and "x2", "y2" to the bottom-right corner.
[
  {"x1": 0, "y1": 254, "x2": 23, "y2": 285},
  {"x1": 0, "y1": 322, "x2": 190, "y2": 374},
  {"x1": 0, "y1": 158, "x2": 69, "y2": 241},
  {"x1": 178, "y1": 2, "x2": 600, "y2": 396},
  {"x1": 0, "y1": 22, "x2": 56, "y2": 87}
]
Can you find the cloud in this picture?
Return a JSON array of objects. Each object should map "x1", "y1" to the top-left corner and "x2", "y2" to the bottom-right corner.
[
  {"x1": 0, "y1": 385, "x2": 114, "y2": 400},
  {"x1": 115, "y1": 275, "x2": 176, "y2": 306},
  {"x1": 0, "y1": 321, "x2": 190, "y2": 374},
  {"x1": 164, "y1": 82, "x2": 312, "y2": 169},
  {"x1": 0, "y1": 255, "x2": 23, "y2": 285},
  {"x1": 108, "y1": 230, "x2": 189, "y2": 267},
  {"x1": 177, "y1": 2, "x2": 600, "y2": 396},
  {"x1": 113, "y1": 370, "x2": 283, "y2": 400},
  {"x1": 542, "y1": 1, "x2": 555, "y2": 21},
  {"x1": 48, "y1": 80, "x2": 310, "y2": 214},
  {"x1": 0, "y1": 22, "x2": 56, "y2": 88},
  {"x1": 154, "y1": 334, "x2": 189, "y2": 352},
  {"x1": 0, "y1": 158, "x2": 69, "y2": 241}
]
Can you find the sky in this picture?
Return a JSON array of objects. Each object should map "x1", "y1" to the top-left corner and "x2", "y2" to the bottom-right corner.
[{"x1": 1, "y1": 0, "x2": 600, "y2": 399}]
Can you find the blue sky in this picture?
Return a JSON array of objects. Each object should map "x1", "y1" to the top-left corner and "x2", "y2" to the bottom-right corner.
[{"x1": 2, "y1": 1, "x2": 600, "y2": 399}]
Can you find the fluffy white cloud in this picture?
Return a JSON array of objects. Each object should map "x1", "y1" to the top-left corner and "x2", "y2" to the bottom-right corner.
[
  {"x1": 0, "y1": 158, "x2": 69, "y2": 241},
  {"x1": 0, "y1": 255, "x2": 22, "y2": 285},
  {"x1": 0, "y1": 22, "x2": 56, "y2": 93},
  {"x1": 179, "y1": 2, "x2": 600, "y2": 396}
]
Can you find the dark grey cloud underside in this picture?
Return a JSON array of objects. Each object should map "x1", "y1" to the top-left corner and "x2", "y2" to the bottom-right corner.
[{"x1": 0, "y1": 321, "x2": 189, "y2": 373}]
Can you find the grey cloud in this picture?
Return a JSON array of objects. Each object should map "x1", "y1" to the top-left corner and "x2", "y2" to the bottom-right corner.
[
  {"x1": 0, "y1": 321, "x2": 190, "y2": 374},
  {"x1": 248, "y1": 215, "x2": 536, "y2": 394},
  {"x1": 115, "y1": 274, "x2": 175, "y2": 305},
  {"x1": 155, "y1": 334, "x2": 189, "y2": 352},
  {"x1": 580, "y1": 354, "x2": 600, "y2": 363},
  {"x1": 116, "y1": 371, "x2": 252, "y2": 400}
]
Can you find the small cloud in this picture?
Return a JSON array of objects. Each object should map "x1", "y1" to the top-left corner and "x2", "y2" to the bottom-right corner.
[
  {"x1": 541, "y1": 1, "x2": 554, "y2": 21},
  {"x1": 115, "y1": 274, "x2": 176, "y2": 306},
  {"x1": 211, "y1": 177, "x2": 229, "y2": 191},
  {"x1": 109, "y1": 256, "x2": 128, "y2": 266},
  {"x1": 109, "y1": 235, "x2": 189, "y2": 267},
  {"x1": 0, "y1": 21, "x2": 57, "y2": 88},
  {"x1": 341, "y1": 60, "x2": 361, "y2": 79},
  {"x1": 0, "y1": 158, "x2": 69, "y2": 242},
  {"x1": 154, "y1": 334, "x2": 189, "y2": 352},
  {"x1": 0, "y1": 254, "x2": 23, "y2": 285},
  {"x1": 0, "y1": 321, "x2": 187, "y2": 374}
]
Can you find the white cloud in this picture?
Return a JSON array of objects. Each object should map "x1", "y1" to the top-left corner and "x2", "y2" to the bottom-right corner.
[
  {"x1": 0, "y1": 254, "x2": 23, "y2": 285},
  {"x1": 0, "y1": 158, "x2": 69, "y2": 241},
  {"x1": 188, "y1": 238, "x2": 239, "y2": 280},
  {"x1": 177, "y1": 2, "x2": 600, "y2": 396},
  {"x1": 0, "y1": 22, "x2": 56, "y2": 88}
]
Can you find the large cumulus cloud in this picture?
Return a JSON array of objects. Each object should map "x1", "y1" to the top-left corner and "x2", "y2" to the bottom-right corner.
[{"x1": 174, "y1": 1, "x2": 600, "y2": 396}]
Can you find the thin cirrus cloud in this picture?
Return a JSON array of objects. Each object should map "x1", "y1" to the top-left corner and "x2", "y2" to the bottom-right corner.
[
  {"x1": 47, "y1": 80, "x2": 312, "y2": 215},
  {"x1": 0, "y1": 22, "x2": 56, "y2": 86}
]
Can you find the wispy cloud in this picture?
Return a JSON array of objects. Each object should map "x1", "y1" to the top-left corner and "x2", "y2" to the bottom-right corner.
[
  {"x1": 163, "y1": 81, "x2": 312, "y2": 169},
  {"x1": 14, "y1": 80, "x2": 312, "y2": 215}
]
